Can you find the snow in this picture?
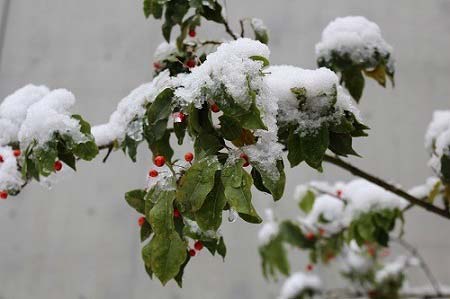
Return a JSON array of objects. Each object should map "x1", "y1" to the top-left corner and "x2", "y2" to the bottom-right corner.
[
  {"x1": 300, "y1": 194, "x2": 345, "y2": 234},
  {"x1": 92, "y1": 70, "x2": 173, "y2": 146},
  {"x1": 342, "y1": 179, "x2": 407, "y2": 222},
  {"x1": 264, "y1": 65, "x2": 361, "y2": 135},
  {"x1": 258, "y1": 209, "x2": 279, "y2": 245},
  {"x1": 0, "y1": 85, "x2": 50, "y2": 146},
  {"x1": 153, "y1": 41, "x2": 177, "y2": 62},
  {"x1": 315, "y1": 16, "x2": 393, "y2": 66},
  {"x1": 0, "y1": 146, "x2": 24, "y2": 191},
  {"x1": 375, "y1": 255, "x2": 419, "y2": 283},
  {"x1": 251, "y1": 18, "x2": 267, "y2": 35},
  {"x1": 294, "y1": 179, "x2": 407, "y2": 233},
  {"x1": 279, "y1": 272, "x2": 321, "y2": 299},
  {"x1": 409, "y1": 177, "x2": 441, "y2": 198},
  {"x1": 18, "y1": 89, "x2": 87, "y2": 149},
  {"x1": 425, "y1": 110, "x2": 450, "y2": 178},
  {"x1": 340, "y1": 241, "x2": 373, "y2": 274}
]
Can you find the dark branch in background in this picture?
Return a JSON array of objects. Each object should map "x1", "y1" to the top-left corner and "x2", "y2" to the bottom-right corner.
[
  {"x1": 223, "y1": 21, "x2": 238, "y2": 40},
  {"x1": 393, "y1": 238, "x2": 442, "y2": 296},
  {"x1": 323, "y1": 154, "x2": 450, "y2": 220},
  {"x1": 239, "y1": 19, "x2": 245, "y2": 38}
]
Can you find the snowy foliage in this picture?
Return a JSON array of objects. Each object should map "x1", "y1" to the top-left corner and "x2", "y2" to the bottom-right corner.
[
  {"x1": 278, "y1": 272, "x2": 321, "y2": 299},
  {"x1": 425, "y1": 110, "x2": 450, "y2": 183}
]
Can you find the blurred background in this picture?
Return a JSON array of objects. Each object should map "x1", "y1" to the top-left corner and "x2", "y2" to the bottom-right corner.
[{"x1": 0, "y1": 0, "x2": 449, "y2": 298}]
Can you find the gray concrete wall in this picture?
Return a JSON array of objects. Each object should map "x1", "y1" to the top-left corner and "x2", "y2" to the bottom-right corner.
[{"x1": 0, "y1": 0, "x2": 449, "y2": 298}]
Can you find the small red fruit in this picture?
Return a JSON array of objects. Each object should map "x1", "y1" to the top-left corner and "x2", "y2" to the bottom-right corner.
[
  {"x1": 0, "y1": 191, "x2": 8, "y2": 200},
  {"x1": 0, "y1": 155, "x2": 3, "y2": 163},
  {"x1": 210, "y1": 103, "x2": 220, "y2": 113},
  {"x1": 173, "y1": 112, "x2": 186, "y2": 123},
  {"x1": 186, "y1": 59, "x2": 196, "y2": 69},
  {"x1": 13, "y1": 149, "x2": 21, "y2": 157},
  {"x1": 188, "y1": 29, "x2": 196, "y2": 37},
  {"x1": 54, "y1": 160, "x2": 63, "y2": 172},
  {"x1": 189, "y1": 249, "x2": 196, "y2": 257},
  {"x1": 173, "y1": 208, "x2": 181, "y2": 218},
  {"x1": 305, "y1": 232, "x2": 315, "y2": 241},
  {"x1": 336, "y1": 190, "x2": 343, "y2": 198},
  {"x1": 138, "y1": 216, "x2": 146, "y2": 227},
  {"x1": 194, "y1": 241, "x2": 203, "y2": 251},
  {"x1": 318, "y1": 228, "x2": 325, "y2": 236},
  {"x1": 240, "y1": 153, "x2": 250, "y2": 167},
  {"x1": 184, "y1": 152, "x2": 194, "y2": 163},
  {"x1": 153, "y1": 62, "x2": 161, "y2": 69},
  {"x1": 367, "y1": 246, "x2": 376, "y2": 257},
  {"x1": 149, "y1": 169, "x2": 158, "y2": 177},
  {"x1": 154, "y1": 156, "x2": 166, "y2": 167},
  {"x1": 306, "y1": 264, "x2": 314, "y2": 272}
]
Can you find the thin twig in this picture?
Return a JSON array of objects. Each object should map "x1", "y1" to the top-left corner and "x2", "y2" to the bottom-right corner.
[
  {"x1": 323, "y1": 154, "x2": 450, "y2": 220},
  {"x1": 393, "y1": 238, "x2": 442, "y2": 296},
  {"x1": 239, "y1": 19, "x2": 245, "y2": 38}
]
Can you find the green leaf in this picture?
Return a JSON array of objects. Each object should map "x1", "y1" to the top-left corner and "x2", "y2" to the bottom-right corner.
[
  {"x1": 252, "y1": 160, "x2": 285, "y2": 201},
  {"x1": 199, "y1": 2, "x2": 225, "y2": 23},
  {"x1": 141, "y1": 221, "x2": 153, "y2": 242},
  {"x1": 176, "y1": 156, "x2": 221, "y2": 212},
  {"x1": 328, "y1": 132, "x2": 360, "y2": 157},
  {"x1": 73, "y1": 140, "x2": 99, "y2": 161},
  {"x1": 195, "y1": 174, "x2": 227, "y2": 232},
  {"x1": 299, "y1": 190, "x2": 315, "y2": 214},
  {"x1": 149, "y1": 130, "x2": 174, "y2": 161},
  {"x1": 194, "y1": 132, "x2": 224, "y2": 157},
  {"x1": 217, "y1": 237, "x2": 227, "y2": 260},
  {"x1": 259, "y1": 235, "x2": 289, "y2": 279},
  {"x1": 279, "y1": 221, "x2": 312, "y2": 248},
  {"x1": 174, "y1": 120, "x2": 187, "y2": 145},
  {"x1": 148, "y1": 190, "x2": 176, "y2": 235},
  {"x1": 441, "y1": 153, "x2": 450, "y2": 183},
  {"x1": 342, "y1": 68, "x2": 365, "y2": 102},
  {"x1": 71, "y1": 114, "x2": 93, "y2": 136},
  {"x1": 148, "y1": 232, "x2": 187, "y2": 285},
  {"x1": 125, "y1": 189, "x2": 146, "y2": 214},
  {"x1": 250, "y1": 55, "x2": 269, "y2": 68},
  {"x1": 287, "y1": 130, "x2": 304, "y2": 167},
  {"x1": 251, "y1": 168, "x2": 271, "y2": 194},
  {"x1": 219, "y1": 115, "x2": 242, "y2": 141},
  {"x1": 221, "y1": 159, "x2": 262, "y2": 223},
  {"x1": 122, "y1": 135, "x2": 139, "y2": 162},
  {"x1": 300, "y1": 125, "x2": 329, "y2": 170},
  {"x1": 147, "y1": 88, "x2": 174, "y2": 125},
  {"x1": 174, "y1": 253, "x2": 190, "y2": 288}
]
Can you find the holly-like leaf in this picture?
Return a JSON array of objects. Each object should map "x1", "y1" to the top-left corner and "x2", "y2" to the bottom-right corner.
[
  {"x1": 219, "y1": 115, "x2": 242, "y2": 141},
  {"x1": 149, "y1": 130, "x2": 174, "y2": 161},
  {"x1": 221, "y1": 159, "x2": 262, "y2": 223},
  {"x1": 176, "y1": 156, "x2": 221, "y2": 212},
  {"x1": 217, "y1": 237, "x2": 226, "y2": 260},
  {"x1": 125, "y1": 189, "x2": 146, "y2": 214},
  {"x1": 287, "y1": 130, "x2": 304, "y2": 167},
  {"x1": 441, "y1": 153, "x2": 450, "y2": 183},
  {"x1": 141, "y1": 221, "x2": 153, "y2": 242},
  {"x1": 195, "y1": 174, "x2": 227, "y2": 232},
  {"x1": 250, "y1": 55, "x2": 269, "y2": 68},
  {"x1": 148, "y1": 232, "x2": 187, "y2": 285}
]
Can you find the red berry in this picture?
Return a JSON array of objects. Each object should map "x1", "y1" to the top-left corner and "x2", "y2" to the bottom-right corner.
[
  {"x1": 173, "y1": 112, "x2": 186, "y2": 123},
  {"x1": 154, "y1": 156, "x2": 166, "y2": 167},
  {"x1": 336, "y1": 190, "x2": 343, "y2": 198},
  {"x1": 318, "y1": 228, "x2": 325, "y2": 236},
  {"x1": 188, "y1": 29, "x2": 196, "y2": 37},
  {"x1": 173, "y1": 208, "x2": 181, "y2": 218},
  {"x1": 194, "y1": 241, "x2": 203, "y2": 251},
  {"x1": 189, "y1": 249, "x2": 196, "y2": 257},
  {"x1": 210, "y1": 103, "x2": 220, "y2": 113},
  {"x1": 0, "y1": 191, "x2": 8, "y2": 200},
  {"x1": 138, "y1": 216, "x2": 146, "y2": 227},
  {"x1": 305, "y1": 232, "x2": 315, "y2": 241},
  {"x1": 54, "y1": 160, "x2": 63, "y2": 172},
  {"x1": 367, "y1": 247, "x2": 376, "y2": 257},
  {"x1": 149, "y1": 169, "x2": 158, "y2": 177},
  {"x1": 306, "y1": 264, "x2": 314, "y2": 272},
  {"x1": 186, "y1": 59, "x2": 196, "y2": 69},
  {"x1": 240, "y1": 153, "x2": 249, "y2": 167},
  {"x1": 13, "y1": 149, "x2": 21, "y2": 157},
  {"x1": 153, "y1": 62, "x2": 161, "y2": 69},
  {"x1": 184, "y1": 152, "x2": 194, "y2": 163},
  {"x1": 0, "y1": 155, "x2": 3, "y2": 163}
]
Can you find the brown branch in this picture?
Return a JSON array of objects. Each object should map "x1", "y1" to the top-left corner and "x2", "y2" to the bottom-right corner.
[{"x1": 323, "y1": 154, "x2": 450, "y2": 220}]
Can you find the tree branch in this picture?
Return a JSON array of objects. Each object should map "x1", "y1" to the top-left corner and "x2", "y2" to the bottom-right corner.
[{"x1": 323, "y1": 154, "x2": 450, "y2": 220}]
